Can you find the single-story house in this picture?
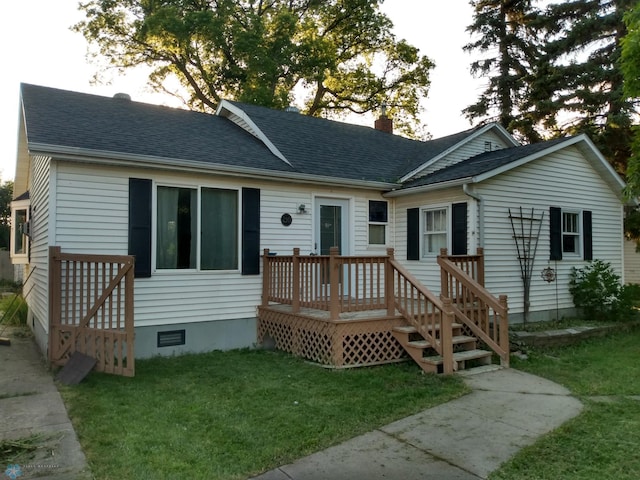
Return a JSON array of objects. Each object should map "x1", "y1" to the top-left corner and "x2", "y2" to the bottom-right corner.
[{"x1": 12, "y1": 83, "x2": 627, "y2": 372}]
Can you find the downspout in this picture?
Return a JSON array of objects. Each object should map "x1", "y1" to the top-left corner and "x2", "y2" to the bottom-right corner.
[{"x1": 463, "y1": 183, "x2": 484, "y2": 249}]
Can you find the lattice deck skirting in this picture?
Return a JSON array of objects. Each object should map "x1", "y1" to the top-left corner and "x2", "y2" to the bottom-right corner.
[{"x1": 257, "y1": 306, "x2": 408, "y2": 368}]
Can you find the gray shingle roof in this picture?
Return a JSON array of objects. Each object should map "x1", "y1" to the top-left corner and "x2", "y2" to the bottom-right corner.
[
  {"x1": 21, "y1": 83, "x2": 292, "y2": 174},
  {"x1": 225, "y1": 100, "x2": 481, "y2": 182},
  {"x1": 400, "y1": 137, "x2": 571, "y2": 190},
  {"x1": 22, "y1": 83, "x2": 557, "y2": 189}
]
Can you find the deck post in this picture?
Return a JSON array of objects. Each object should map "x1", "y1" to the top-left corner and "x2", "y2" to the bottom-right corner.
[
  {"x1": 261, "y1": 249, "x2": 270, "y2": 307},
  {"x1": 477, "y1": 247, "x2": 485, "y2": 286},
  {"x1": 329, "y1": 246, "x2": 340, "y2": 320},
  {"x1": 48, "y1": 246, "x2": 62, "y2": 364},
  {"x1": 385, "y1": 248, "x2": 396, "y2": 317},
  {"x1": 499, "y1": 294, "x2": 509, "y2": 367},
  {"x1": 441, "y1": 296, "x2": 455, "y2": 374},
  {"x1": 439, "y1": 248, "x2": 449, "y2": 298},
  {"x1": 292, "y1": 248, "x2": 300, "y2": 313}
]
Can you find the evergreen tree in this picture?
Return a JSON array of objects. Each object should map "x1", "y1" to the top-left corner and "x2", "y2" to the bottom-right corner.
[
  {"x1": 529, "y1": 0, "x2": 637, "y2": 173},
  {"x1": 464, "y1": 0, "x2": 543, "y2": 142}
]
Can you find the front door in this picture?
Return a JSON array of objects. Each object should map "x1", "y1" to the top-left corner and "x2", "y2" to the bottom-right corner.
[{"x1": 315, "y1": 197, "x2": 350, "y2": 255}]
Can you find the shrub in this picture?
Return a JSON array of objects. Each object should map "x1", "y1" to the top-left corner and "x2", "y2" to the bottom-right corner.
[
  {"x1": 0, "y1": 294, "x2": 28, "y2": 326},
  {"x1": 569, "y1": 260, "x2": 636, "y2": 321}
]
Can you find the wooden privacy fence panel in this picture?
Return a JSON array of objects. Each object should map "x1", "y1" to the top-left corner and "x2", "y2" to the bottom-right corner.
[{"x1": 48, "y1": 246, "x2": 135, "y2": 377}]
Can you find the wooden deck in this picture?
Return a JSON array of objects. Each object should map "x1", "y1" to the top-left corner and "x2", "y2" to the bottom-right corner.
[
  {"x1": 258, "y1": 247, "x2": 510, "y2": 373},
  {"x1": 258, "y1": 303, "x2": 409, "y2": 368}
]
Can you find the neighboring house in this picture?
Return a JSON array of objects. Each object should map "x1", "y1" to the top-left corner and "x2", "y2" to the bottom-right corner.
[{"x1": 12, "y1": 83, "x2": 627, "y2": 361}]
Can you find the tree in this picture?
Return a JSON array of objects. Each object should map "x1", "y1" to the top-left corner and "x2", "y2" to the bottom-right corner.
[
  {"x1": 74, "y1": 0, "x2": 434, "y2": 136},
  {"x1": 0, "y1": 181, "x2": 13, "y2": 250},
  {"x1": 621, "y1": 2, "x2": 640, "y2": 198},
  {"x1": 527, "y1": 0, "x2": 637, "y2": 173},
  {"x1": 464, "y1": 0, "x2": 543, "y2": 142}
]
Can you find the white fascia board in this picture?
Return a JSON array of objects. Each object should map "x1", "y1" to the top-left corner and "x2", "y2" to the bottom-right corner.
[
  {"x1": 471, "y1": 135, "x2": 627, "y2": 201},
  {"x1": 399, "y1": 123, "x2": 520, "y2": 183},
  {"x1": 216, "y1": 100, "x2": 292, "y2": 167},
  {"x1": 384, "y1": 177, "x2": 472, "y2": 198},
  {"x1": 27, "y1": 143, "x2": 396, "y2": 191}
]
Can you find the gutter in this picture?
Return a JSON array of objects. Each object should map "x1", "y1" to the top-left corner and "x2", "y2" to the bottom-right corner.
[
  {"x1": 463, "y1": 183, "x2": 484, "y2": 248},
  {"x1": 383, "y1": 177, "x2": 472, "y2": 198},
  {"x1": 28, "y1": 143, "x2": 397, "y2": 191}
]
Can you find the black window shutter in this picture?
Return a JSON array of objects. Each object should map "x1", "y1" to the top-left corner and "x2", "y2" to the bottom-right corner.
[
  {"x1": 550, "y1": 206, "x2": 562, "y2": 261},
  {"x1": 451, "y1": 202, "x2": 468, "y2": 255},
  {"x1": 242, "y1": 188, "x2": 260, "y2": 275},
  {"x1": 128, "y1": 178, "x2": 152, "y2": 278},
  {"x1": 407, "y1": 208, "x2": 420, "y2": 260},
  {"x1": 583, "y1": 210, "x2": 593, "y2": 261}
]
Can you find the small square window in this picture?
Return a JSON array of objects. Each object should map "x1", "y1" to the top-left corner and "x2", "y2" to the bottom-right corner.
[
  {"x1": 368, "y1": 201, "x2": 388, "y2": 245},
  {"x1": 369, "y1": 201, "x2": 388, "y2": 223}
]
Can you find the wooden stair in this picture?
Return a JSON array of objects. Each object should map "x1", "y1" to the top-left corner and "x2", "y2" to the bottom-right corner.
[{"x1": 392, "y1": 324, "x2": 493, "y2": 374}]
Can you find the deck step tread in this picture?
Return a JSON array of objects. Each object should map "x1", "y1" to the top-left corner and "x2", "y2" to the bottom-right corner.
[
  {"x1": 393, "y1": 323, "x2": 463, "y2": 334},
  {"x1": 421, "y1": 349, "x2": 492, "y2": 366},
  {"x1": 406, "y1": 335, "x2": 477, "y2": 350}
]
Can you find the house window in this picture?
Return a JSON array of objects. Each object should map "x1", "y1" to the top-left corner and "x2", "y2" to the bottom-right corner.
[
  {"x1": 156, "y1": 186, "x2": 238, "y2": 270},
  {"x1": 562, "y1": 211, "x2": 580, "y2": 254},
  {"x1": 10, "y1": 196, "x2": 30, "y2": 264},
  {"x1": 368, "y1": 200, "x2": 388, "y2": 245},
  {"x1": 423, "y1": 207, "x2": 447, "y2": 255}
]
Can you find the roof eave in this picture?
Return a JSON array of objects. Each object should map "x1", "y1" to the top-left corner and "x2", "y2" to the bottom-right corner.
[
  {"x1": 384, "y1": 177, "x2": 472, "y2": 198},
  {"x1": 28, "y1": 143, "x2": 396, "y2": 191}
]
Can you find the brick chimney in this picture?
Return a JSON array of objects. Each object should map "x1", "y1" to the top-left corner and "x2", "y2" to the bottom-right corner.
[{"x1": 374, "y1": 103, "x2": 393, "y2": 134}]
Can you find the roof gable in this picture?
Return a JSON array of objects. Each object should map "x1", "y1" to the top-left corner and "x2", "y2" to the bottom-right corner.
[
  {"x1": 399, "y1": 123, "x2": 519, "y2": 182},
  {"x1": 391, "y1": 135, "x2": 626, "y2": 200}
]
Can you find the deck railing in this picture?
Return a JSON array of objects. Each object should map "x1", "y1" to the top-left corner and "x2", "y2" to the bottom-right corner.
[
  {"x1": 438, "y1": 248, "x2": 509, "y2": 367},
  {"x1": 262, "y1": 247, "x2": 387, "y2": 319},
  {"x1": 262, "y1": 246, "x2": 508, "y2": 373}
]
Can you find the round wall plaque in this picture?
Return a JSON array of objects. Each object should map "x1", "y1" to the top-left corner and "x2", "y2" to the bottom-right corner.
[{"x1": 281, "y1": 213, "x2": 292, "y2": 226}]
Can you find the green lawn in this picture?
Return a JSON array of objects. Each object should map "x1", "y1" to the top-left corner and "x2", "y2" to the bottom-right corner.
[
  {"x1": 490, "y1": 324, "x2": 640, "y2": 479},
  {"x1": 61, "y1": 350, "x2": 467, "y2": 480}
]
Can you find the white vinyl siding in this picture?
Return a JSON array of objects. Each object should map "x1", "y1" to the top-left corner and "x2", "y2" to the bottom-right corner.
[
  {"x1": 476, "y1": 145, "x2": 622, "y2": 316},
  {"x1": 393, "y1": 188, "x2": 470, "y2": 290},
  {"x1": 52, "y1": 162, "x2": 388, "y2": 328},
  {"x1": 416, "y1": 131, "x2": 511, "y2": 179},
  {"x1": 26, "y1": 156, "x2": 52, "y2": 333}
]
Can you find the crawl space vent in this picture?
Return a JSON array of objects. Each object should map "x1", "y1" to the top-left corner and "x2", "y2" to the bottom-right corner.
[{"x1": 157, "y1": 330, "x2": 186, "y2": 348}]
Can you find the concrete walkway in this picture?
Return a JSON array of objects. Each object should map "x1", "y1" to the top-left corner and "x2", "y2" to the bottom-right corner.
[
  {"x1": 252, "y1": 366, "x2": 584, "y2": 480},
  {"x1": 1, "y1": 326, "x2": 584, "y2": 480},
  {"x1": 0, "y1": 327, "x2": 91, "y2": 480}
]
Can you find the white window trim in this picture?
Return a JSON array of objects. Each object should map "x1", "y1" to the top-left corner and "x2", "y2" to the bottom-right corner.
[
  {"x1": 10, "y1": 198, "x2": 30, "y2": 264},
  {"x1": 152, "y1": 182, "x2": 242, "y2": 273},
  {"x1": 562, "y1": 210, "x2": 582, "y2": 257},
  {"x1": 421, "y1": 204, "x2": 450, "y2": 257},
  {"x1": 368, "y1": 200, "x2": 388, "y2": 247}
]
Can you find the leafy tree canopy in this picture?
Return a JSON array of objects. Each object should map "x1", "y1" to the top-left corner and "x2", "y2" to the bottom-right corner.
[
  {"x1": 74, "y1": 0, "x2": 434, "y2": 137},
  {"x1": 622, "y1": 2, "x2": 640, "y2": 199}
]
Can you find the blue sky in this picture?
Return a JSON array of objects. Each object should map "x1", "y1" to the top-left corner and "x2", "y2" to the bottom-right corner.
[{"x1": 0, "y1": 1, "x2": 483, "y2": 182}]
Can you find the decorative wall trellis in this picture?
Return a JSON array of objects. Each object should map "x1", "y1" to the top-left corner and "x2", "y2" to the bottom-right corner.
[{"x1": 508, "y1": 207, "x2": 544, "y2": 325}]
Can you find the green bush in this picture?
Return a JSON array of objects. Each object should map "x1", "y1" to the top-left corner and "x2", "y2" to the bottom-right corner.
[{"x1": 569, "y1": 260, "x2": 637, "y2": 321}]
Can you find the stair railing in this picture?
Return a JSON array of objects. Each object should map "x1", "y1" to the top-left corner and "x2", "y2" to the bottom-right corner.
[
  {"x1": 438, "y1": 248, "x2": 509, "y2": 367},
  {"x1": 387, "y1": 249, "x2": 456, "y2": 374}
]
